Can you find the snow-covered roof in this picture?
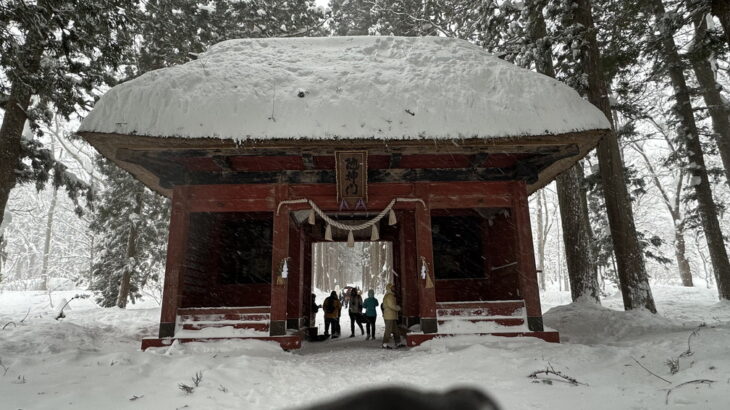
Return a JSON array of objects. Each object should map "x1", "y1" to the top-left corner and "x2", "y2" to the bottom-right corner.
[{"x1": 79, "y1": 36, "x2": 610, "y2": 141}]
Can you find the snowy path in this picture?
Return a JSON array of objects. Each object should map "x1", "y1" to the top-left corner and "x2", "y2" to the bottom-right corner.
[{"x1": 1, "y1": 286, "x2": 729, "y2": 409}]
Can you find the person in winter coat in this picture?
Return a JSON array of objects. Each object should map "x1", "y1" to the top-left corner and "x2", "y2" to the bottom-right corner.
[
  {"x1": 381, "y1": 283, "x2": 403, "y2": 348},
  {"x1": 323, "y1": 291, "x2": 342, "y2": 338},
  {"x1": 341, "y1": 286, "x2": 353, "y2": 309},
  {"x1": 349, "y1": 288, "x2": 364, "y2": 337},
  {"x1": 362, "y1": 289, "x2": 379, "y2": 340},
  {"x1": 310, "y1": 293, "x2": 321, "y2": 327}
]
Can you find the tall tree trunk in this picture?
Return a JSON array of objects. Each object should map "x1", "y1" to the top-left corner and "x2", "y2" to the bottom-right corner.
[
  {"x1": 675, "y1": 222, "x2": 693, "y2": 287},
  {"x1": 535, "y1": 188, "x2": 546, "y2": 290},
  {"x1": 528, "y1": 0, "x2": 600, "y2": 302},
  {"x1": 116, "y1": 188, "x2": 144, "y2": 308},
  {"x1": 0, "y1": 38, "x2": 42, "y2": 234},
  {"x1": 690, "y1": 13, "x2": 730, "y2": 186},
  {"x1": 575, "y1": 0, "x2": 656, "y2": 312},
  {"x1": 711, "y1": 0, "x2": 730, "y2": 50},
  {"x1": 39, "y1": 187, "x2": 59, "y2": 291},
  {"x1": 0, "y1": 235, "x2": 6, "y2": 275},
  {"x1": 88, "y1": 233, "x2": 95, "y2": 289},
  {"x1": 537, "y1": 190, "x2": 547, "y2": 290},
  {"x1": 649, "y1": 0, "x2": 730, "y2": 300},
  {"x1": 556, "y1": 166, "x2": 601, "y2": 302},
  {"x1": 0, "y1": 86, "x2": 33, "y2": 231}
]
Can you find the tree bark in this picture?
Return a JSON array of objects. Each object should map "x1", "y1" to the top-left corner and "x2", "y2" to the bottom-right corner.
[
  {"x1": 675, "y1": 222, "x2": 693, "y2": 287},
  {"x1": 711, "y1": 0, "x2": 730, "y2": 50},
  {"x1": 535, "y1": 189, "x2": 546, "y2": 290},
  {"x1": 556, "y1": 166, "x2": 601, "y2": 302},
  {"x1": 39, "y1": 187, "x2": 59, "y2": 291},
  {"x1": 690, "y1": 13, "x2": 730, "y2": 186},
  {"x1": 575, "y1": 0, "x2": 656, "y2": 312},
  {"x1": 650, "y1": 0, "x2": 730, "y2": 300},
  {"x1": 527, "y1": 0, "x2": 600, "y2": 302},
  {"x1": 116, "y1": 188, "x2": 144, "y2": 308},
  {"x1": 88, "y1": 233, "x2": 95, "y2": 288},
  {"x1": 0, "y1": 86, "x2": 33, "y2": 231},
  {"x1": 0, "y1": 35, "x2": 42, "y2": 235}
]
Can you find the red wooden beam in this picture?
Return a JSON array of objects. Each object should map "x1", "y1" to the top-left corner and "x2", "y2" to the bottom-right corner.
[
  {"x1": 180, "y1": 181, "x2": 515, "y2": 213},
  {"x1": 428, "y1": 181, "x2": 512, "y2": 209}
]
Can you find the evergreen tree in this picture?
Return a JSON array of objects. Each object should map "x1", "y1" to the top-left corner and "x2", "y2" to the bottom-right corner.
[
  {"x1": 563, "y1": 0, "x2": 657, "y2": 312},
  {"x1": 525, "y1": 0, "x2": 600, "y2": 303},
  {"x1": 330, "y1": 0, "x2": 378, "y2": 35},
  {"x1": 89, "y1": 0, "x2": 326, "y2": 307},
  {"x1": 710, "y1": 0, "x2": 730, "y2": 49},
  {"x1": 0, "y1": 0, "x2": 139, "y2": 232},
  {"x1": 686, "y1": 0, "x2": 730, "y2": 186},
  {"x1": 90, "y1": 159, "x2": 169, "y2": 308},
  {"x1": 589, "y1": 0, "x2": 697, "y2": 287},
  {"x1": 643, "y1": 0, "x2": 730, "y2": 300},
  {"x1": 331, "y1": 0, "x2": 440, "y2": 36}
]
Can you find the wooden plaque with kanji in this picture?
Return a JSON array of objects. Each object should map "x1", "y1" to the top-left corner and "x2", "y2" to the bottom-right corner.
[{"x1": 335, "y1": 151, "x2": 368, "y2": 206}]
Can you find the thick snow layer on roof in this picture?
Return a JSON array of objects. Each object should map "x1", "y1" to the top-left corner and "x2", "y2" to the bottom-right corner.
[{"x1": 80, "y1": 36, "x2": 610, "y2": 140}]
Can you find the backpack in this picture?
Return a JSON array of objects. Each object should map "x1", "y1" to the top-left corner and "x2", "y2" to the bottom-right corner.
[{"x1": 324, "y1": 298, "x2": 335, "y2": 314}]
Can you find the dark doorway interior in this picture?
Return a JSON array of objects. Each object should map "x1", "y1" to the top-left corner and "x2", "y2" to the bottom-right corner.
[{"x1": 182, "y1": 212, "x2": 273, "y2": 307}]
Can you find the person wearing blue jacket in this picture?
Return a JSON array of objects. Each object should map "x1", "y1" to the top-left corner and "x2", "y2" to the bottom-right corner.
[{"x1": 362, "y1": 289, "x2": 379, "y2": 340}]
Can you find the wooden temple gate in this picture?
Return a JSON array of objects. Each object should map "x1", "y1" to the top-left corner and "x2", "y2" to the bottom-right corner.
[
  {"x1": 141, "y1": 174, "x2": 557, "y2": 349},
  {"x1": 76, "y1": 36, "x2": 612, "y2": 350}
]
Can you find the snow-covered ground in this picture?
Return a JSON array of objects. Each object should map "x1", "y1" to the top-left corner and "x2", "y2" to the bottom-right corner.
[{"x1": 1, "y1": 286, "x2": 728, "y2": 409}]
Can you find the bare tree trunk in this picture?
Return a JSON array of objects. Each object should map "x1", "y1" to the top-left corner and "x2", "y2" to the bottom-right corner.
[
  {"x1": 649, "y1": 0, "x2": 730, "y2": 300},
  {"x1": 690, "y1": 13, "x2": 730, "y2": 186},
  {"x1": 0, "y1": 87, "x2": 33, "y2": 231},
  {"x1": 711, "y1": 0, "x2": 730, "y2": 50},
  {"x1": 575, "y1": 0, "x2": 656, "y2": 312},
  {"x1": 632, "y1": 141, "x2": 693, "y2": 286},
  {"x1": 0, "y1": 37, "x2": 42, "y2": 234},
  {"x1": 528, "y1": 0, "x2": 600, "y2": 302},
  {"x1": 116, "y1": 188, "x2": 144, "y2": 308},
  {"x1": 675, "y1": 223, "x2": 693, "y2": 287},
  {"x1": 535, "y1": 189, "x2": 546, "y2": 290},
  {"x1": 556, "y1": 166, "x2": 601, "y2": 302},
  {"x1": 39, "y1": 187, "x2": 59, "y2": 291},
  {"x1": 0, "y1": 236, "x2": 5, "y2": 275},
  {"x1": 88, "y1": 233, "x2": 95, "y2": 289}
]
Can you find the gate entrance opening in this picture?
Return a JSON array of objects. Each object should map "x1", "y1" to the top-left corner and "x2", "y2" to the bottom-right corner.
[
  {"x1": 311, "y1": 241, "x2": 393, "y2": 295},
  {"x1": 309, "y1": 241, "x2": 393, "y2": 339}
]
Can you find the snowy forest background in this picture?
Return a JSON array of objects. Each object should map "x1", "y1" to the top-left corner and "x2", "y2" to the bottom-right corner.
[{"x1": 1, "y1": 0, "x2": 730, "y2": 310}]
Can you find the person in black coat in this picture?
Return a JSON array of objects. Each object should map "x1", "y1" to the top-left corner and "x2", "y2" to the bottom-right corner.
[{"x1": 310, "y1": 293, "x2": 321, "y2": 327}]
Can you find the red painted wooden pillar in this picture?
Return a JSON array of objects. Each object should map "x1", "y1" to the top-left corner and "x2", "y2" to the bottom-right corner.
[
  {"x1": 270, "y1": 184, "x2": 289, "y2": 336},
  {"x1": 286, "y1": 222, "x2": 304, "y2": 330},
  {"x1": 159, "y1": 186, "x2": 190, "y2": 337},
  {"x1": 414, "y1": 184, "x2": 438, "y2": 334},
  {"x1": 302, "y1": 227, "x2": 314, "y2": 327},
  {"x1": 512, "y1": 181, "x2": 544, "y2": 331},
  {"x1": 398, "y1": 210, "x2": 419, "y2": 326}
]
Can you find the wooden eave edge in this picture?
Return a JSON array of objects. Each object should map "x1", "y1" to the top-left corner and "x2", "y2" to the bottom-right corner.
[{"x1": 77, "y1": 129, "x2": 608, "y2": 198}]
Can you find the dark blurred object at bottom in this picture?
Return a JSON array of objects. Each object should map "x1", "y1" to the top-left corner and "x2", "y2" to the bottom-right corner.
[{"x1": 298, "y1": 386, "x2": 500, "y2": 410}]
